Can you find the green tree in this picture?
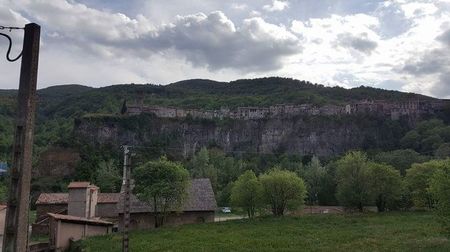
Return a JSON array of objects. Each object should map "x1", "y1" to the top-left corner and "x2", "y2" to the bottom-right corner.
[
  {"x1": 368, "y1": 163, "x2": 402, "y2": 212},
  {"x1": 95, "y1": 159, "x2": 122, "y2": 193},
  {"x1": 190, "y1": 148, "x2": 218, "y2": 192},
  {"x1": 429, "y1": 159, "x2": 450, "y2": 233},
  {"x1": 133, "y1": 156, "x2": 190, "y2": 227},
  {"x1": 400, "y1": 130, "x2": 421, "y2": 150},
  {"x1": 304, "y1": 156, "x2": 326, "y2": 205},
  {"x1": 335, "y1": 152, "x2": 372, "y2": 212},
  {"x1": 373, "y1": 149, "x2": 429, "y2": 176},
  {"x1": 230, "y1": 170, "x2": 263, "y2": 218},
  {"x1": 435, "y1": 143, "x2": 450, "y2": 159},
  {"x1": 260, "y1": 168, "x2": 307, "y2": 216},
  {"x1": 405, "y1": 160, "x2": 444, "y2": 209}
]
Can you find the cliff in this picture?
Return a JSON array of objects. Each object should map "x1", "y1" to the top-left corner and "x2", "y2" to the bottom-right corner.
[{"x1": 74, "y1": 113, "x2": 415, "y2": 158}]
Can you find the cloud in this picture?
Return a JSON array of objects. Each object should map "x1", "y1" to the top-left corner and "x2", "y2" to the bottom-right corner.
[
  {"x1": 337, "y1": 33, "x2": 378, "y2": 55},
  {"x1": 263, "y1": 0, "x2": 289, "y2": 12},
  {"x1": 11, "y1": 1, "x2": 302, "y2": 72},
  {"x1": 148, "y1": 12, "x2": 302, "y2": 71},
  {"x1": 230, "y1": 3, "x2": 248, "y2": 10},
  {"x1": 398, "y1": 28, "x2": 450, "y2": 97}
]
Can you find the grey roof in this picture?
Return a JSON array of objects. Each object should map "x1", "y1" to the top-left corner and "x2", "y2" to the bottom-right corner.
[{"x1": 117, "y1": 178, "x2": 217, "y2": 213}]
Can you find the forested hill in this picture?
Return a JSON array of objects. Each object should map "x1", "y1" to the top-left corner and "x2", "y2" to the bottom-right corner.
[{"x1": 0, "y1": 77, "x2": 442, "y2": 162}]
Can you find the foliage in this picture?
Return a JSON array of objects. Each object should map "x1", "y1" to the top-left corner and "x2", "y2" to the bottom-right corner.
[
  {"x1": 368, "y1": 163, "x2": 402, "y2": 212},
  {"x1": 0, "y1": 179, "x2": 8, "y2": 203},
  {"x1": 405, "y1": 160, "x2": 445, "y2": 209},
  {"x1": 94, "y1": 159, "x2": 122, "y2": 193},
  {"x1": 82, "y1": 212, "x2": 450, "y2": 251},
  {"x1": 401, "y1": 119, "x2": 450, "y2": 154},
  {"x1": 260, "y1": 168, "x2": 307, "y2": 216},
  {"x1": 304, "y1": 156, "x2": 326, "y2": 205},
  {"x1": 373, "y1": 149, "x2": 429, "y2": 176},
  {"x1": 230, "y1": 170, "x2": 263, "y2": 218},
  {"x1": 133, "y1": 156, "x2": 190, "y2": 227},
  {"x1": 335, "y1": 152, "x2": 373, "y2": 211},
  {"x1": 435, "y1": 143, "x2": 450, "y2": 159},
  {"x1": 429, "y1": 160, "x2": 450, "y2": 234},
  {"x1": 189, "y1": 148, "x2": 218, "y2": 192}
]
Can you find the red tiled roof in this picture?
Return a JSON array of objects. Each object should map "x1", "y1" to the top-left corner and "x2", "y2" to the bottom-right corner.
[
  {"x1": 36, "y1": 193, "x2": 121, "y2": 205},
  {"x1": 36, "y1": 193, "x2": 68, "y2": 205},
  {"x1": 48, "y1": 213, "x2": 113, "y2": 226},
  {"x1": 67, "y1": 182, "x2": 91, "y2": 188}
]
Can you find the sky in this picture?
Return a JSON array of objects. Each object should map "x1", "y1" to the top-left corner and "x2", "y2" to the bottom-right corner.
[{"x1": 0, "y1": 0, "x2": 449, "y2": 98}]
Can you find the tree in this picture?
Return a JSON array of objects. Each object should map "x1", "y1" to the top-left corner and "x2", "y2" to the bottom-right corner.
[
  {"x1": 95, "y1": 159, "x2": 122, "y2": 193},
  {"x1": 435, "y1": 143, "x2": 450, "y2": 159},
  {"x1": 335, "y1": 152, "x2": 372, "y2": 212},
  {"x1": 405, "y1": 160, "x2": 444, "y2": 209},
  {"x1": 133, "y1": 156, "x2": 190, "y2": 227},
  {"x1": 429, "y1": 159, "x2": 450, "y2": 233},
  {"x1": 304, "y1": 156, "x2": 326, "y2": 205},
  {"x1": 373, "y1": 149, "x2": 429, "y2": 176},
  {"x1": 230, "y1": 170, "x2": 263, "y2": 218},
  {"x1": 368, "y1": 163, "x2": 402, "y2": 212},
  {"x1": 190, "y1": 147, "x2": 218, "y2": 192},
  {"x1": 260, "y1": 168, "x2": 307, "y2": 216}
]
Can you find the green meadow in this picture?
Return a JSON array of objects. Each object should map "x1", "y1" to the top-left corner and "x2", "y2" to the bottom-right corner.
[{"x1": 81, "y1": 212, "x2": 450, "y2": 252}]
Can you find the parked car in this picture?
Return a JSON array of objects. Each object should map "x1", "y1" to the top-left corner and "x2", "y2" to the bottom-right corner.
[{"x1": 221, "y1": 207, "x2": 231, "y2": 213}]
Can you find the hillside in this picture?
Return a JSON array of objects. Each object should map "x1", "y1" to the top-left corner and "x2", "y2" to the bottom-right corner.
[{"x1": 0, "y1": 77, "x2": 444, "y2": 162}]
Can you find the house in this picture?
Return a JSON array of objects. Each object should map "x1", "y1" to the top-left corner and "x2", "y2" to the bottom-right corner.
[
  {"x1": 117, "y1": 178, "x2": 217, "y2": 230},
  {"x1": 46, "y1": 182, "x2": 114, "y2": 251},
  {"x1": 33, "y1": 190, "x2": 120, "y2": 235},
  {"x1": 48, "y1": 213, "x2": 113, "y2": 251}
]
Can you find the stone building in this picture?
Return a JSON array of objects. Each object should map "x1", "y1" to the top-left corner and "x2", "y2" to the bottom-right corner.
[
  {"x1": 33, "y1": 186, "x2": 120, "y2": 235},
  {"x1": 44, "y1": 182, "x2": 114, "y2": 251},
  {"x1": 117, "y1": 178, "x2": 217, "y2": 230}
]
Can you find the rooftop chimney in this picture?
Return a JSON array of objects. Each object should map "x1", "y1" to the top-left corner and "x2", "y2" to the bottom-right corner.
[{"x1": 67, "y1": 182, "x2": 98, "y2": 219}]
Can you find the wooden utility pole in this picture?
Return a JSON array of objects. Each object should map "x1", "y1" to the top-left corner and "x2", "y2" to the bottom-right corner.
[
  {"x1": 3, "y1": 23, "x2": 40, "y2": 252},
  {"x1": 122, "y1": 145, "x2": 131, "y2": 252}
]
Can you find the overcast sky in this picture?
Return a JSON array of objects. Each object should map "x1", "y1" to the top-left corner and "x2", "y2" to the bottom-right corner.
[{"x1": 0, "y1": 0, "x2": 449, "y2": 98}]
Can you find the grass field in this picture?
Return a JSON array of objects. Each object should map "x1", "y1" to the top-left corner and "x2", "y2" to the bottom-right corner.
[{"x1": 82, "y1": 212, "x2": 449, "y2": 251}]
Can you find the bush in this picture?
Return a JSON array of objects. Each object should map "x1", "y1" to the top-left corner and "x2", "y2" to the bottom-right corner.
[{"x1": 260, "y1": 168, "x2": 307, "y2": 216}]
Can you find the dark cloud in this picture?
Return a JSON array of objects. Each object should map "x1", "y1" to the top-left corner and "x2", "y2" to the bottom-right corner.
[
  {"x1": 337, "y1": 33, "x2": 378, "y2": 55},
  {"x1": 401, "y1": 29, "x2": 450, "y2": 76},
  {"x1": 399, "y1": 28, "x2": 450, "y2": 98},
  {"x1": 437, "y1": 29, "x2": 450, "y2": 46},
  {"x1": 435, "y1": 71, "x2": 450, "y2": 97}
]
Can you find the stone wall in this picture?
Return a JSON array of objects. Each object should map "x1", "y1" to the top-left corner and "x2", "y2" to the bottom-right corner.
[
  {"x1": 124, "y1": 100, "x2": 446, "y2": 121},
  {"x1": 118, "y1": 211, "x2": 215, "y2": 231}
]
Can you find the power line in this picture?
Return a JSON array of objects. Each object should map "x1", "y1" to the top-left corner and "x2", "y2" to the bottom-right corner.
[{"x1": 0, "y1": 25, "x2": 24, "y2": 62}]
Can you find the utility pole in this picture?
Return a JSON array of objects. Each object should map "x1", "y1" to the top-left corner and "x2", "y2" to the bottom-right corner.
[
  {"x1": 3, "y1": 23, "x2": 40, "y2": 252},
  {"x1": 122, "y1": 145, "x2": 131, "y2": 252}
]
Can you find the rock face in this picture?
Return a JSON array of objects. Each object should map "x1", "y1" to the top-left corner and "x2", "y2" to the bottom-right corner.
[
  {"x1": 74, "y1": 113, "x2": 414, "y2": 158},
  {"x1": 34, "y1": 147, "x2": 80, "y2": 178}
]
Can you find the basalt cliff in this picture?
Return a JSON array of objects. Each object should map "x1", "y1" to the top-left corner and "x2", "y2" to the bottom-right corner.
[{"x1": 74, "y1": 99, "x2": 448, "y2": 158}]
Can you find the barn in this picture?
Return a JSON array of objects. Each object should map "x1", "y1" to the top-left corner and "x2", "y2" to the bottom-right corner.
[{"x1": 117, "y1": 178, "x2": 217, "y2": 230}]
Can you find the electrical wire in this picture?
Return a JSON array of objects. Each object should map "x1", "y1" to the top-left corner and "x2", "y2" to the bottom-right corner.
[{"x1": 0, "y1": 25, "x2": 24, "y2": 62}]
